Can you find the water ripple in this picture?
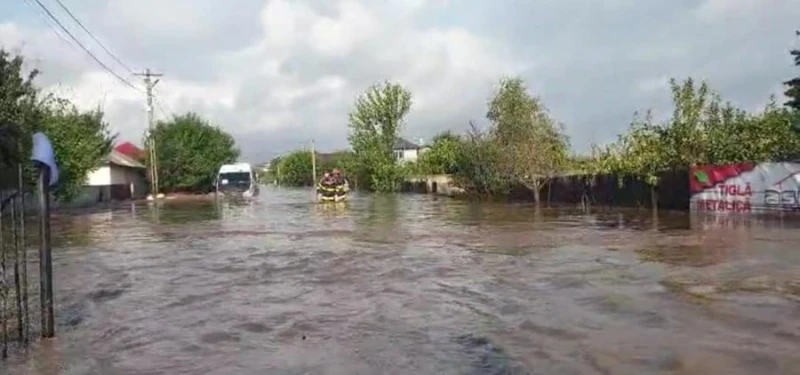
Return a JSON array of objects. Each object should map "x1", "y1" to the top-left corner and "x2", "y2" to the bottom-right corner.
[{"x1": 6, "y1": 187, "x2": 800, "y2": 374}]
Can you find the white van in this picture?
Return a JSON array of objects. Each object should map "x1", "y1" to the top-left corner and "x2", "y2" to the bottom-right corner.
[{"x1": 215, "y1": 162, "x2": 259, "y2": 197}]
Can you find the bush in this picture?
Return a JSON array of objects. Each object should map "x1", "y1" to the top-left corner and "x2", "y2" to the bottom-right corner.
[{"x1": 148, "y1": 112, "x2": 239, "y2": 193}]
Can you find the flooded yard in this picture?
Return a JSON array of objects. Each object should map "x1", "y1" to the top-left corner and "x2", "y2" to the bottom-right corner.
[{"x1": 5, "y1": 187, "x2": 800, "y2": 374}]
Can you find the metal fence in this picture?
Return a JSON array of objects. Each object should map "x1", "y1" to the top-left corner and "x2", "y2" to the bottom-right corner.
[{"x1": 1, "y1": 159, "x2": 55, "y2": 359}]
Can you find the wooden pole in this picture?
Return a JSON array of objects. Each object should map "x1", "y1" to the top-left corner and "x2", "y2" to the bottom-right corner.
[
  {"x1": 1, "y1": 189, "x2": 7, "y2": 358},
  {"x1": 18, "y1": 164, "x2": 29, "y2": 344},
  {"x1": 36, "y1": 163, "x2": 54, "y2": 338}
]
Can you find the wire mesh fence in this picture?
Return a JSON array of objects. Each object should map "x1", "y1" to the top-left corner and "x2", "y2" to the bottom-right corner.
[{"x1": 1, "y1": 164, "x2": 39, "y2": 359}]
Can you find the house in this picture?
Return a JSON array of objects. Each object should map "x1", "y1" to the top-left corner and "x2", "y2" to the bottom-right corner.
[
  {"x1": 82, "y1": 149, "x2": 148, "y2": 203},
  {"x1": 393, "y1": 137, "x2": 428, "y2": 163}
]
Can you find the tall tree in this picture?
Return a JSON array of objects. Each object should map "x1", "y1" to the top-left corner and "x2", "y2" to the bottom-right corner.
[
  {"x1": 486, "y1": 77, "x2": 569, "y2": 202},
  {"x1": 0, "y1": 49, "x2": 41, "y2": 189},
  {"x1": 40, "y1": 97, "x2": 116, "y2": 200},
  {"x1": 784, "y1": 30, "x2": 800, "y2": 111},
  {"x1": 347, "y1": 81, "x2": 412, "y2": 192},
  {"x1": 1, "y1": 50, "x2": 115, "y2": 202},
  {"x1": 148, "y1": 112, "x2": 239, "y2": 193}
]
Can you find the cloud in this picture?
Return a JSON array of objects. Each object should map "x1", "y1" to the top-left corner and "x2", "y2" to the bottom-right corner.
[{"x1": 1, "y1": 0, "x2": 798, "y2": 162}]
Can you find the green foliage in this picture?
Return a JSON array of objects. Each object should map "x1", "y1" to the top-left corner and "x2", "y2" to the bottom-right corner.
[
  {"x1": 148, "y1": 112, "x2": 239, "y2": 193},
  {"x1": 416, "y1": 131, "x2": 464, "y2": 175},
  {"x1": 41, "y1": 97, "x2": 115, "y2": 200},
  {"x1": 486, "y1": 77, "x2": 570, "y2": 200},
  {"x1": 347, "y1": 81, "x2": 412, "y2": 192},
  {"x1": 450, "y1": 123, "x2": 510, "y2": 195},
  {"x1": 1, "y1": 49, "x2": 115, "y2": 202},
  {"x1": 270, "y1": 150, "x2": 356, "y2": 187},
  {"x1": 589, "y1": 77, "x2": 800, "y2": 185},
  {"x1": 275, "y1": 150, "x2": 314, "y2": 186},
  {"x1": 443, "y1": 75, "x2": 800, "y2": 197},
  {"x1": 0, "y1": 49, "x2": 40, "y2": 189}
]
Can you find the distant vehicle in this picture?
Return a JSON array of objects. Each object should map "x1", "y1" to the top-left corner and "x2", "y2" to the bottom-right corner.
[{"x1": 215, "y1": 162, "x2": 259, "y2": 197}]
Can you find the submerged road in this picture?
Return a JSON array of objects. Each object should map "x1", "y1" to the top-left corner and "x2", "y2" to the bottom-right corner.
[{"x1": 6, "y1": 186, "x2": 800, "y2": 374}]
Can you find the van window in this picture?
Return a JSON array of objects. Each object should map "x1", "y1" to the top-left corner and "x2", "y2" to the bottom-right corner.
[{"x1": 218, "y1": 172, "x2": 251, "y2": 185}]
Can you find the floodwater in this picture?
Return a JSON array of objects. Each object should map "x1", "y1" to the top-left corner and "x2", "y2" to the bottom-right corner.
[{"x1": 5, "y1": 187, "x2": 800, "y2": 374}]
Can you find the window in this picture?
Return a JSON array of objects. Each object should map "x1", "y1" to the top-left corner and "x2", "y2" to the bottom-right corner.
[
  {"x1": 219, "y1": 172, "x2": 251, "y2": 185},
  {"x1": 393, "y1": 150, "x2": 404, "y2": 160}
]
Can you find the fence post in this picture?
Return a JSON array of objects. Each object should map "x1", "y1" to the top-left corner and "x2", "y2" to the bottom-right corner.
[
  {"x1": 1, "y1": 190, "x2": 7, "y2": 359},
  {"x1": 36, "y1": 163, "x2": 54, "y2": 338},
  {"x1": 17, "y1": 164, "x2": 28, "y2": 344}
]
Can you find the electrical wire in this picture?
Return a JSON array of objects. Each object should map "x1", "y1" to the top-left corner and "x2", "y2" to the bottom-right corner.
[
  {"x1": 21, "y1": 0, "x2": 80, "y2": 55},
  {"x1": 52, "y1": 0, "x2": 135, "y2": 74},
  {"x1": 28, "y1": 0, "x2": 142, "y2": 92},
  {"x1": 154, "y1": 96, "x2": 176, "y2": 120}
]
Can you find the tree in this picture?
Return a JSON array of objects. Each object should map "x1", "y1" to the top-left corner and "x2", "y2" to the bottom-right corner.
[
  {"x1": 41, "y1": 97, "x2": 116, "y2": 200},
  {"x1": 148, "y1": 112, "x2": 239, "y2": 193},
  {"x1": 275, "y1": 150, "x2": 314, "y2": 186},
  {"x1": 451, "y1": 122, "x2": 510, "y2": 195},
  {"x1": 486, "y1": 77, "x2": 570, "y2": 202},
  {"x1": 595, "y1": 77, "x2": 800, "y2": 193},
  {"x1": 611, "y1": 111, "x2": 668, "y2": 186},
  {"x1": 416, "y1": 131, "x2": 464, "y2": 175},
  {"x1": 784, "y1": 31, "x2": 800, "y2": 111},
  {"x1": 347, "y1": 81, "x2": 412, "y2": 192},
  {"x1": 1, "y1": 50, "x2": 114, "y2": 202},
  {"x1": 0, "y1": 49, "x2": 41, "y2": 190},
  {"x1": 659, "y1": 78, "x2": 712, "y2": 167}
]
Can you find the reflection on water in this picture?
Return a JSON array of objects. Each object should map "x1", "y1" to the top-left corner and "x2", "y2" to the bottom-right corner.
[{"x1": 6, "y1": 186, "x2": 800, "y2": 374}]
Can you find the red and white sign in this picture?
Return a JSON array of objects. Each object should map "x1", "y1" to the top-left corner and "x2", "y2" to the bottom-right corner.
[{"x1": 690, "y1": 162, "x2": 800, "y2": 213}]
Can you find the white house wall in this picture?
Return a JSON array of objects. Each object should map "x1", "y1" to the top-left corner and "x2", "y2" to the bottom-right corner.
[
  {"x1": 400, "y1": 149, "x2": 419, "y2": 162},
  {"x1": 86, "y1": 166, "x2": 111, "y2": 186},
  {"x1": 110, "y1": 166, "x2": 147, "y2": 198},
  {"x1": 83, "y1": 164, "x2": 147, "y2": 199}
]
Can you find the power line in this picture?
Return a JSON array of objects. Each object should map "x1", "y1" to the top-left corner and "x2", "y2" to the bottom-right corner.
[
  {"x1": 52, "y1": 0, "x2": 135, "y2": 74},
  {"x1": 154, "y1": 96, "x2": 175, "y2": 120},
  {"x1": 28, "y1": 0, "x2": 142, "y2": 92},
  {"x1": 21, "y1": 0, "x2": 79, "y2": 55}
]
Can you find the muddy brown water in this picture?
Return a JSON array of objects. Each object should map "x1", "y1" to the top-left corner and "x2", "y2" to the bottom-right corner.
[{"x1": 4, "y1": 187, "x2": 800, "y2": 374}]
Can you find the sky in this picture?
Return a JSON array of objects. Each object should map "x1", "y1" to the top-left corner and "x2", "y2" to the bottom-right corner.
[{"x1": 0, "y1": 0, "x2": 798, "y2": 163}]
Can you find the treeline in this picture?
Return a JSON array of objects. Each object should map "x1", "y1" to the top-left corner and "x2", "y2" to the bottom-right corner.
[
  {"x1": 269, "y1": 82, "x2": 417, "y2": 191},
  {"x1": 424, "y1": 39, "x2": 800, "y2": 201},
  {"x1": 274, "y1": 36, "x2": 800, "y2": 200},
  {"x1": 418, "y1": 77, "x2": 799, "y2": 202},
  {"x1": 1, "y1": 50, "x2": 115, "y2": 201},
  {"x1": 1, "y1": 49, "x2": 241, "y2": 200},
  {"x1": 266, "y1": 149, "x2": 352, "y2": 187}
]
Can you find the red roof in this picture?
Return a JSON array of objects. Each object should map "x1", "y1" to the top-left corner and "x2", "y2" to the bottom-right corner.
[{"x1": 115, "y1": 142, "x2": 146, "y2": 160}]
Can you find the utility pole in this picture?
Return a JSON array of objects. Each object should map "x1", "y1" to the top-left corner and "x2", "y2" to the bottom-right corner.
[
  {"x1": 310, "y1": 139, "x2": 317, "y2": 186},
  {"x1": 135, "y1": 69, "x2": 163, "y2": 197}
]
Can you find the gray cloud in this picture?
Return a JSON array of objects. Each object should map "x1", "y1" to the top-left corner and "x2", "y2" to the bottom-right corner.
[{"x1": 2, "y1": 0, "x2": 798, "y2": 163}]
